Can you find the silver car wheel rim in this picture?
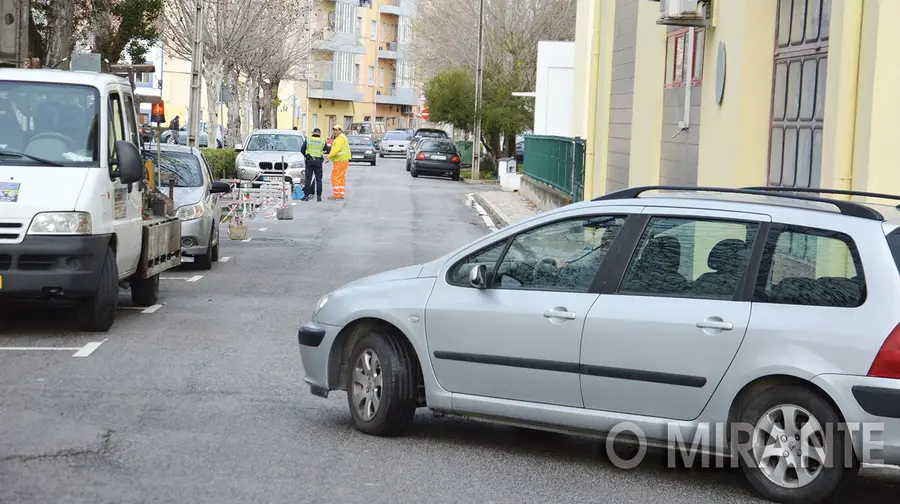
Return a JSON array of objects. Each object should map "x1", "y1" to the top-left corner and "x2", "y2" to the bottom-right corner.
[
  {"x1": 752, "y1": 404, "x2": 827, "y2": 489},
  {"x1": 351, "y1": 349, "x2": 383, "y2": 422}
]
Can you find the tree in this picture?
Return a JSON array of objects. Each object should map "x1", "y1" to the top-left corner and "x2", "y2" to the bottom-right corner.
[
  {"x1": 30, "y1": 0, "x2": 163, "y2": 66},
  {"x1": 414, "y1": 0, "x2": 575, "y2": 167},
  {"x1": 422, "y1": 69, "x2": 476, "y2": 133}
]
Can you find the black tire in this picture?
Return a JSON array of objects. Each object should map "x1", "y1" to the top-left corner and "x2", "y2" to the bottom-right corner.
[
  {"x1": 195, "y1": 246, "x2": 213, "y2": 270},
  {"x1": 78, "y1": 248, "x2": 118, "y2": 332},
  {"x1": 411, "y1": 164, "x2": 418, "y2": 178},
  {"x1": 452, "y1": 173, "x2": 460, "y2": 181},
  {"x1": 406, "y1": 161, "x2": 410, "y2": 172},
  {"x1": 130, "y1": 273, "x2": 159, "y2": 307},
  {"x1": 371, "y1": 160, "x2": 376, "y2": 166},
  {"x1": 346, "y1": 329, "x2": 418, "y2": 437},
  {"x1": 210, "y1": 238, "x2": 220, "y2": 262},
  {"x1": 737, "y1": 385, "x2": 858, "y2": 504},
  {"x1": 379, "y1": 153, "x2": 384, "y2": 158}
]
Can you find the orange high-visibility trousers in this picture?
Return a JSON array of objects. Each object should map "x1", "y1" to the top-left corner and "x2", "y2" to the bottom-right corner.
[{"x1": 331, "y1": 160, "x2": 348, "y2": 198}]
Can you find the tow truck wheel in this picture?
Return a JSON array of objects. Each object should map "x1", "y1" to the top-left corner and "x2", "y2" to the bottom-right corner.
[
  {"x1": 78, "y1": 248, "x2": 118, "y2": 332},
  {"x1": 130, "y1": 273, "x2": 159, "y2": 307}
]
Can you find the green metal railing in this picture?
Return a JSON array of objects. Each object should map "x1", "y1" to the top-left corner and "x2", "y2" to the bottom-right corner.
[{"x1": 523, "y1": 135, "x2": 586, "y2": 202}]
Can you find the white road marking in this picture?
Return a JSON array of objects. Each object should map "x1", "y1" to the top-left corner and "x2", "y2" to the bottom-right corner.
[
  {"x1": 258, "y1": 227, "x2": 268, "y2": 231},
  {"x1": 0, "y1": 346, "x2": 81, "y2": 351},
  {"x1": 142, "y1": 304, "x2": 163, "y2": 314},
  {"x1": 186, "y1": 275, "x2": 203, "y2": 283},
  {"x1": 0, "y1": 339, "x2": 107, "y2": 357},
  {"x1": 72, "y1": 339, "x2": 107, "y2": 357},
  {"x1": 161, "y1": 276, "x2": 184, "y2": 280},
  {"x1": 243, "y1": 237, "x2": 252, "y2": 242},
  {"x1": 219, "y1": 256, "x2": 231, "y2": 262}
]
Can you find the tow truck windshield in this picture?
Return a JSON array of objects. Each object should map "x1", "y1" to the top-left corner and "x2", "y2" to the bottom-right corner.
[{"x1": 0, "y1": 81, "x2": 100, "y2": 166}]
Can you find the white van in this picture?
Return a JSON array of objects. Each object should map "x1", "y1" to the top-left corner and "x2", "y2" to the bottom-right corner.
[{"x1": 0, "y1": 68, "x2": 182, "y2": 331}]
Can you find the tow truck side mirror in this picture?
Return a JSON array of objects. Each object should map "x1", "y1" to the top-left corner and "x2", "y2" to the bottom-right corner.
[{"x1": 115, "y1": 140, "x2": 144, "y2": 185}]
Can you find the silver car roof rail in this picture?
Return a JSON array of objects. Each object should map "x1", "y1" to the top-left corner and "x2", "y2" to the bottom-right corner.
[{"x1": 592, "y1": 185, "x2": 884, "y2": 221}]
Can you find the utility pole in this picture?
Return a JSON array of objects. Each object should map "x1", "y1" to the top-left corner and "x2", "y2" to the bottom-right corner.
[
  {"x1": 305, "y1": 0, "x2": 313, "y2": 134},
  {"x1": 187, "y1": 0, "x2": 205, "y2": 147},
  {"x1": 472, "y1": 0, "x2": 485, "y2": 180}
]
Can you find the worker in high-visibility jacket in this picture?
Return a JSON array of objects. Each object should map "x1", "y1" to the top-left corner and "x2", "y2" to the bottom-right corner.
[
  {"x1": 301, "y1": 128, "x2": 326, "y2": 201},
  {"x1": 327, "y1": 125, "x2": 351, "y2": 200}
]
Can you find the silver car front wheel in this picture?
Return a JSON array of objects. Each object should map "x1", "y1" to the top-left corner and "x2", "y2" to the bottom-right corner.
[{"x1": 350, "y1": 349, "x2": 383, "y2": 421}]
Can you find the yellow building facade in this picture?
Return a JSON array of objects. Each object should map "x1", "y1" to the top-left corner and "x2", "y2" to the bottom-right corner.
[
  {"x1": 576, "y1": 0, "x2": 900, "y2": 203},
  {"x1": 159, "y1": 0, "x2": 420, "y2": 141}
]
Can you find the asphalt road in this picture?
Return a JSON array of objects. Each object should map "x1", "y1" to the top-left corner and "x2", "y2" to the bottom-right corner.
[{"x1": 1, "y1": 157, "x2": 898, "y2": 503}]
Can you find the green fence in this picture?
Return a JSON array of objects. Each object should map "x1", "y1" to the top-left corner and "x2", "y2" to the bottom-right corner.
[{"x1": 523, "y1": 135, "x2": 586, "y2": 202}]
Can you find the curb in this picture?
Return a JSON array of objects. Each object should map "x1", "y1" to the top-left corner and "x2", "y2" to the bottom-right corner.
[{"x1": 472, "y1": 192, "x2": 512, "y2": 228}]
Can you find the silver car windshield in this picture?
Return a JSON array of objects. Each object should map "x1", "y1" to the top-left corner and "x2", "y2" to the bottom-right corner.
[
  {"x1": 245, "y1": 134, "x2": 303, "y2": 152},
  {"x1": 0, "y1": 81, "x2": 100, "y2": 166}
]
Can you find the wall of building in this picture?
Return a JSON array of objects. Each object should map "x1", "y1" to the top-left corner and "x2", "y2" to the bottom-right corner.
[
  {"x1": 659, "y1": 27, "x2": 704, "y2": 187},
  {"x1": 579, "y1": 0, "x2": 900, "y2": 203},
  {"x1": 604, "y1": 0, "x2": 639, "y2": 193}
]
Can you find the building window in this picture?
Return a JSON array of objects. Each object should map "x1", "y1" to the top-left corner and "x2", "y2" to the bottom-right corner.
[
  {"x1": 370, "y1": 20, "x2": 377, "y2": 40},
  {"x1": 768, "y1": 0, "x2": 831, "y2": 189},
  {"x1": 375, "y1": 116, "x2": 385, "y2": 123},
  {"x1": 344, "y1": 115, "x2": 354, "y2": 129},
  {"x1": 665, "y1": 28, "x2": 704, "y2": 88},
  {"x1": 379, "y1": 67, "x2": 385, "y2": 88},
  {"x1": 355, "y1": 63, "x2": 361, "y2": 84},
  {"x1": 335, "y1": 3, "x2": 357, "y2": 34},
  {"x1": 368, "y1": 66, "x2": 375, "y2": 86},
  {"x1": 357, "y1": 15, "x2": 363, "y2": 36},
  {"x1": 312, "y1": 114, "x2": 318, "y2": 129},
  {"x1": 334, "y1": 52, "x2": 356, "y2": 83}
]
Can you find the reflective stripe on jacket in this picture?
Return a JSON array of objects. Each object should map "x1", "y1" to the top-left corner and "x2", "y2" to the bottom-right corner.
[{"x1": 306, "y1": 137, "x2": 326, "y2": 158}]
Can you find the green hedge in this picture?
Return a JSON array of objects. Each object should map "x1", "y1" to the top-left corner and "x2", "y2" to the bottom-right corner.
[{"x1": 200, "y1": 148, "x2": 237, "y2": 179}]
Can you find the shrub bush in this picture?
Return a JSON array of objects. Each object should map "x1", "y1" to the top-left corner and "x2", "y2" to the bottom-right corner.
[{"x1": 201, "y1": 148, "x2": 238, "y2": 179}]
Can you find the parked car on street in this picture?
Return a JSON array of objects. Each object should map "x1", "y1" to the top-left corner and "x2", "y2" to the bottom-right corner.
[
  {"x1": 159, "y1": 121, "x2": 224, "y2": 148},
  {"x1": 234, "y1": 129, "x2": 306, "y2": 188},
  {"x1": 348, "y1": 121, "x2": 386, "y2": 149},
  {"x1": 144, "y1": 144, "x2": 232, "y2": 269},
  {"x1": 393, "y1": 128, "x2": 414, "y2": 139},
  {"x1": 380, "y1": 130, "x2": 412, "y2": 158},
  {"x1": 408, "y1": 139, "x2": 461, "y2": 181},
  {"x1": 298, "y1": 185, "x2": 900, "y2": 504},
  {"x1": 413, "y1": 127, "x2": 449, "y2": 139},
  {"x1": 347, "y1": 135, "x2": 377, "y2": 166}
]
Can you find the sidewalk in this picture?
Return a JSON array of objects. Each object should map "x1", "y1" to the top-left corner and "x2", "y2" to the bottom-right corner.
[{"x1": 470, "y1": 190, "x2": 540, "y2": 229}]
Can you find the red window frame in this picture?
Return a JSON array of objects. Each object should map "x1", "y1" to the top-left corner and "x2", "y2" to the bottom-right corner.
[{"x1": 665, "y1": 27, "x2": 705, "y2": 89}]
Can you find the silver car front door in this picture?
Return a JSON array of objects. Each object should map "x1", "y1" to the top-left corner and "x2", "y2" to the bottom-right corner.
[
  {"x1": 425, "y1": 211, "x2": 631, "y2": 408},
  {"x1": 580, "y1": 208, "x2": 771, "y2": 421}
]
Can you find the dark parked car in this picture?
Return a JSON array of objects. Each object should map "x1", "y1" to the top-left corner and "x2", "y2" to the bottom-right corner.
[
  {"x1": 140, "y1": 123, "x2": 156, "y2": 144},
  {"x1": 347, "y1": 135, "x2": 377, "y2": 166},
  {"x1": 408, "y1": 139, "x2": 461, "y2": 181},
  {"x1": 412, "y1": 128, "x2": 449, "y2": 139}
]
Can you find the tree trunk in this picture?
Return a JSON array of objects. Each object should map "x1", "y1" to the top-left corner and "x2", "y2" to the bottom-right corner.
[
  {"x1": 225, "y1": 66, "x2": 242, "y2": 147},
  {"x1": 203, "y1": 61, "x2": 225, "y2": 148},
  {"x1": 250, "y1": 74, "x2": 262, "y2": 130},
  {"x1": 44, "y1": 0, "x2": 75, "y2": 68},
  {"x1": 261, "y1": 80, "x2": 280, "y2": 129}
]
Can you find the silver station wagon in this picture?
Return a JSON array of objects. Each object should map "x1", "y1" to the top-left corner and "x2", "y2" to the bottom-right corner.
[{"x1": 297, "y1": 186, "x2": 900, "y2": 504}]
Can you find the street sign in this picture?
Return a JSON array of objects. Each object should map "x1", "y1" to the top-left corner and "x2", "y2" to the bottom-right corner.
[{"x1": 421, "y1": 108, "x2": 430, "y2": 121}]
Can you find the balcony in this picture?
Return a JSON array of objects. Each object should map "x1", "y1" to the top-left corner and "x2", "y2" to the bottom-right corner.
[
  {"x1": 309, "y1": 80, "x2": 364, "y2": 102},
  {"x1": 312, "y1": 26, "x2": 366, "y2": 54},
  {"x1": 375, "y1": 85, "x2": 418, "y2": 106},
  {"x1": 380, "y1": 0, "x2": 412, "y2": 16},
  {"x1": 377, "y1": 41, "x2": 410, "y2": 59}
]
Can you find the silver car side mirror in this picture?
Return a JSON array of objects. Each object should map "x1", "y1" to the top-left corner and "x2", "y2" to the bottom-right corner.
[{"x1": 469, "y1": 264, "x2": 488, "y2": 289}]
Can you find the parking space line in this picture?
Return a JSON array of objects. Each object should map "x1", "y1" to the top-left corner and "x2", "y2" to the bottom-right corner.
[
  {"x1": 186, "y1": 275, "x2": 203, "y2": 282},
  {"x1": 142, "y1": 304, "x2": 163, "y2": 314},
  {"x1": 0, "y1": 346, "x2": 81, "y2": 351},
  {"x1": 243, "y1": 237, "x2": 252, "y2": 242},
  {"x1": 219, "y1": 256, "x2": 231, "y2": 262},
  {"x1": 73, "y1": 339, "x2": 107, "y2": 357},
  {"x1": 258, "y1": 227, "x2": 268, "y2": 232}
]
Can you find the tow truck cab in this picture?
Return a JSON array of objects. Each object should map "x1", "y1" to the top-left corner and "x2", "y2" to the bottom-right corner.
[{"x1": 0, "y1": 68, "x2": 181, "y2": 331}]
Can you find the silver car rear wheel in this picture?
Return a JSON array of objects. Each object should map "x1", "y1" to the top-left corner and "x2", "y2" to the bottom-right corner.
[
  {"x1": 350, "y1": 349, "x2": 383, "y2": 422},
  {"x1": 752, "y1": 404, "x2": 826, "y2": 489}
]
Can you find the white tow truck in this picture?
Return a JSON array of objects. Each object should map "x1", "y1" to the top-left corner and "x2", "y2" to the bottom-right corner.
[{"x1": 0, "y1": 68, "x2": 182, "y2": 331}]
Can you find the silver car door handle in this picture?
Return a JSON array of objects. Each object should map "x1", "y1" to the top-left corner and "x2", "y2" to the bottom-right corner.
[
  {"x1": 696, "y1": 320, "x2": 734, "y2": 331},
  {"x1": 543, "y1": 311, "x2": 577, "y2": 320}
]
